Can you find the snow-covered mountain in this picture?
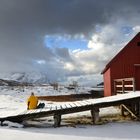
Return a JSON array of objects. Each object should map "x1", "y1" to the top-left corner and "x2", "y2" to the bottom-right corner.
[{"x1": 0, "y1": 72, "x2": 48, "y2": 84}]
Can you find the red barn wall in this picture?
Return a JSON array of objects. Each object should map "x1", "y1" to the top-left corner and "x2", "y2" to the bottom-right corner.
[
  {"x1": 134, "y1": 66, "x2": 140, "y2": 90},
  {"x1": 103, "y1": 33, "x2": 140, "y2": 96},
  {"x1": 104, "y1": 68, "x2": 112, "y2": 96}
]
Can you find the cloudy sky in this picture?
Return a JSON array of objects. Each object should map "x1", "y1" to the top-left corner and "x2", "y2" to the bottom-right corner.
[{"x1": 0, "y1": 0, "x2": 140, "y2": 85}]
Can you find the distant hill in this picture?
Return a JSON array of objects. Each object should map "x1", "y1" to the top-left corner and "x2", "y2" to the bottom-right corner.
[
  {"x1": 0, "y1": 72, "x2": 48, "y2": 84},
  {"x1": 0, "y1": 79, "x2": 31, "y2": 86},
  {"x1": 97, "y1": 82, "x2": 104, "y2": 87}
]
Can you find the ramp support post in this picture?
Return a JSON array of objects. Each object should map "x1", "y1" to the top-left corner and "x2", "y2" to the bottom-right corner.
[
  {"x1": 0, "y1": 120, "x2": 4, "y2": 126},
  {"x1": 91, "y1": 108, "x2": 99, "y2": 124},
  {"x1": 54, "y1": 114, "x2": 61, "y2": 127},
  {"x1": 136, "y1": 101, "x2": 140, "y2": 119},
  {"x1": 120, "y1": 104, "x2": 125, "y2": 116}
]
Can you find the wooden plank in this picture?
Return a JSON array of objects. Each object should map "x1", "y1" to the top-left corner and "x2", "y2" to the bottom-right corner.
[
  {"x1": 25, "y1": 110, "x2": 36, "y2": 115},
  {"x1": 50, "y1": 106, "x2": 57, "y2": 111},
  {"x1": 33, "y1": 109, "x2": 41, "y2": 113},
  {"x1": 84, "y1": 100, "x2": 92, "y2": 105},
  {"x1": 74, "y1": 101, "x2": 87, "y2": 106},
  {"x1": 69, "y1": 102, "x2": 78, "y2": 108},
  {"x1": 79, "y1": 101, "x2": 89, "y2": 106},
  {"x1": 20, "y1": 109, "x2": 40, "y2": 117},
  {"x1": 82, "y1": 100, "x2": 91, "y2": 105},
  {"x1": 39, "y1": 108, "x2": 52, "y2": 112},
  {"x1": 49, "y1": 106, "x2": 53, "y2": 110},
  {"x1": 55, "y1": 105, "x2": 61, "y2": 110},
  {"x1": 17, "y1": 110, "x2": 28, "y2": 115},
  {"x1": 116, "y1": 85, "x2": 123, "y2": 87},
  {"x1": 73, "y1": 102, "x2": 82, "y2": 107},
  {"x1": 124, "y1": 85, "x2": 134, "y2": 87},
  {"x1": 114, "y1": 77, "x2": 134, "y2": 82},
  {"x1": 124, "y1": 78, "x2": 134, "y2": 81},
  {"x1": 116, "y1": 90, "x2": 133, "y2": 93},
  {"x1": 55, "y1": 105, "x2": 58, "y2": 110},
  {"x1": 60, "y1": 104, "x2": 67, "y2": 109},
  {"x1": 19, "y1": 109, "x2": 41, "y2": 115},
  {"x1": 65, "y1": 103, "x2": 73, "y2": 108},
  {"x1": 87, "y1": 100, "x2": 96, "y2": 105}
]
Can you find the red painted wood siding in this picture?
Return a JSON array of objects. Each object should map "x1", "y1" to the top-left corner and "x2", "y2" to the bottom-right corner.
[
  {"x1": 104, "y1": 68, "x2": 111, "y2": 96},
  {"x1": 135, "y1": 66, "x2": 140, "y2": 90},
  {"x1": 103, "y1": 33, "x2": 140, "y2": 96}
]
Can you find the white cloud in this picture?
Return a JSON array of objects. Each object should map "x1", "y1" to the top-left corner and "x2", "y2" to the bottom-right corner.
[
  {"x1": 66, "y1": 74, "x2": 102, "y2": 86},
  {"x1": 133, "y1": 26, "x2": 140, "y2": 32},
  {"x1": 36, "y1": 60, "x2": 46, "y2": 65},
  {"x1": 65, "y1": 23, "x2": 140, "y2": 85},
  {"x1": 64, "y1": 62, "x2": 75, "y2": 71},
  {"x1": 71, "y1": 25, "x2": 122, "y2": 75}
]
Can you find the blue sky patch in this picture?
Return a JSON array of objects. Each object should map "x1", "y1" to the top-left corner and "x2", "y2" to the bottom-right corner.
[
  {"x1": 44, "y1": 35, "x2": 88, "y2": 50},
  {"x1": 121, "y1": 26, "x2": 133, "y2": 35}
]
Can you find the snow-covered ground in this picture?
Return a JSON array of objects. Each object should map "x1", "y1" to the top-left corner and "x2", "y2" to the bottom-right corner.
[
  {"x1": 1, "y1": 122, "x2": 140, "y2": 140},
  {"x1": 0, "y1": 86, "x2": 140, "y2": 140}
]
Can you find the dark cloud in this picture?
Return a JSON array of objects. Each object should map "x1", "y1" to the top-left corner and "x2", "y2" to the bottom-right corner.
[
  {"x1": 0, "y1": 0, "x2": 140, "y2": 83},
  {"x1": 0, "y1": 0, "x2": 140, "y2": 35},
  {"x1": 54, "y1": 47, "x2": 73, "y2": 62}
]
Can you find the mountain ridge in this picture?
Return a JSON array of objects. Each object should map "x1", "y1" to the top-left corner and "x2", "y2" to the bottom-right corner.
[{"x1": 0, "y1": 72, "x2": 48, "y2": 84}]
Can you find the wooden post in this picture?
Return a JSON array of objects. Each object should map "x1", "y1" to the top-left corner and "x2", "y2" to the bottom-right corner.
[
  {"x1": 91, "y1": 108, "x2": 99, "y2": 124},
  {"x1": 120, "y1": 104, "x2": 125, "y2": 116},
  {"x1": 54, "y1": 114, "x2": 61, "y2": 127},
  {"x1": 133, "y1": 101, "x2": 140, "y2": 120},
  {"x1": 114, "y1": 81, "x2": 116, "y2": 94},
  {"x1": 138, "y1": 101, "x2": 140, "y2": 119},
  {"x1": 132, "y1": 78, "x2": 136, "y2": 92},
  {"x1": 0, "y1": 121, "x2": 3, "y2": 126},
  {"x1": 131, "y1": 102, "x2": 136, "y2": 115},
  {"x1": 135, "y1": 102, "x2": 139, "y2": 116},
  {"x1": 122, "y1": 80, "x2": 124, "y2": 93},
  {"x1": 121, "y1": 104, "x2": 138, "y2": 119}
]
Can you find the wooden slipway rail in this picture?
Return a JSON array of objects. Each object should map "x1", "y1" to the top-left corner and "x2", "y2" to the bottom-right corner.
[{"x1": 0, "y1": 92, "x2": 140, "y2": 127}]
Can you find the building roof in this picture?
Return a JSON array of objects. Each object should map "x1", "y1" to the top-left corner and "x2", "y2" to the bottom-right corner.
[{"x1": 101, "y1": 32, "x2": 140, "y2": 74}]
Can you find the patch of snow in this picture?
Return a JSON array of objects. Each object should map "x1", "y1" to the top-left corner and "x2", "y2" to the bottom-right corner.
[{"x1": 0, "y1": 86, "x2": 140, "y2": 140}]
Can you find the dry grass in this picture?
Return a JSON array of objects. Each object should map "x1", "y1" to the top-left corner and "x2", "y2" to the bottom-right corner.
[
  {"x1": 23, "y1": 113, "x2": 135, "y2": 128},
  {"x1": 62, "y1": 114, "x2": 134, "y2": 127},
  {"x1": 37, "y1": 90, "x2": 103, "y2": 102},
  {"x1": 37, "y1": 94, "x2": 98, "y2": 102}
]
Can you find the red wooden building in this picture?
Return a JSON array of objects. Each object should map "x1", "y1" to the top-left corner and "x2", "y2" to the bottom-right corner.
[{"x1": 102, "y1": 32, "x2": 140, "y2": 96}]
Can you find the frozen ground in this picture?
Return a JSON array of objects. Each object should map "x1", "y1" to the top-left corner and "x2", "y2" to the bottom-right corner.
[{"x1": 0, "y1": 86, "x2": 140, "y2": 140}]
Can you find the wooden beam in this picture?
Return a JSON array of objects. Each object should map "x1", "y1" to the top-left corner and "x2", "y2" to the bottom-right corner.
[
  {"x1": 121, "y1": 104, "x2": 138, "y2": 119},
  {"x1": 54, "y1": 114, "x2": 61, "y2": 127},
  {"x1": 120, "y1": 104, "x2": 125, "y2": 116},
  {"x1": 122, "y1": 80, "x2": 124, "y2": 93},
  {"x1": 132, "y1": 78, "x2": 136, "y2": 92},
  {"x1": 114, "y1": 81, "x2": 116, "y2": 94},
  {"x1": 138, "y1": 102, "x2": 140, "y2": 118},
  {"x1": 114, "y1": 77, "x2": 136, "y2": 94},
  {"x1": 91, "y1": 108, "x2": 99, "y2": 124}
]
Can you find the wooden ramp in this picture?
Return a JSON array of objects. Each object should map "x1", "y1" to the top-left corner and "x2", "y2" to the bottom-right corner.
[{"x1": 1, "y1": 91, "x2": 140, "y2": 127}]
